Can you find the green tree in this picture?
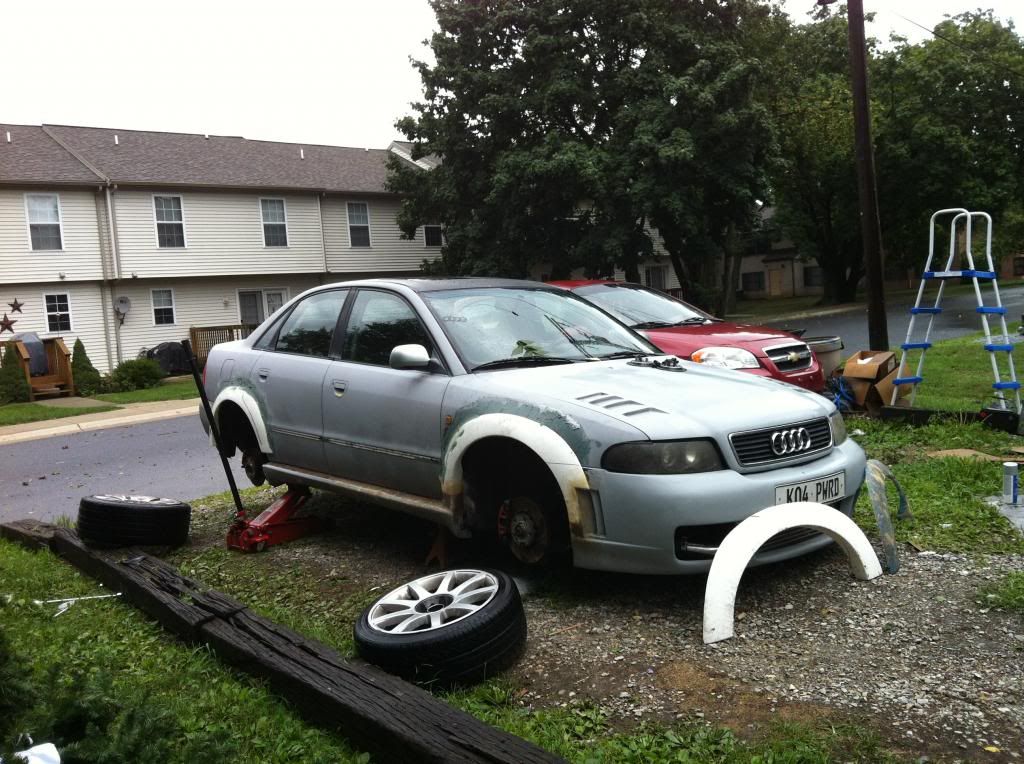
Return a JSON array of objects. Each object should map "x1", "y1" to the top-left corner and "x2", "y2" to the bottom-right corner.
[
  {"x1": 388, "y1": 0, "x2": 773, "y2": 306},
  {"x1": 759, "y1": 8, "x2": 867, "y2": 303},
  {"x1": 0, "y1": 344, "x2": 31, "y2": 404},
  {"x1": 874, "y1": 11, "x2": 1024, "y2": 266},
  {"x1": 71, "y1": 338, "x2": 102, "y2": 396}
]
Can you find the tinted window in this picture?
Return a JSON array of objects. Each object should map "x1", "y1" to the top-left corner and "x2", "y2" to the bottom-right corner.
[
  {"x1": 342, "y1": 290, "x2": 432, "y2": 366},
  {"x1": 274, "y1": 290, "x2": 347, "y2": 357}
]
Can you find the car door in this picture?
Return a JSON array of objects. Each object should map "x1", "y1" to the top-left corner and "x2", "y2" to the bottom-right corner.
[
  {"x1": 322, "y1": 288, "x2": 450, "y2": 498},
  {"x1": 255, "y1": 288, "x2": 348, "y2": 472}
]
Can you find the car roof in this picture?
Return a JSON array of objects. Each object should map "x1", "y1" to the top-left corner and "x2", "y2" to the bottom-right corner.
[
  {"x1": 314, "y1": 277, "x2": 556, "y2": 293},
  {"x1": 547, "y1": 279, "x2": 620, "y2": 288}
]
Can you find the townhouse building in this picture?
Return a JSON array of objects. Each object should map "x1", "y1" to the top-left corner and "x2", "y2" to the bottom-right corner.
[{"x1": 1, "y1": 124, "x2": 440, "y2": 372}]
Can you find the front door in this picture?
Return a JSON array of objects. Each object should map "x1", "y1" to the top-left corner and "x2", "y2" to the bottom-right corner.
[
  {"x1": 256, "y1": 288, "x2": 348, "y2": 472},
  {"x1": 322, "y1": 288, "x2": 450, "y2": 498},
  {"x1": 239, "y1": 290, "x2": 265, "y2": 325},
  {"x1": 768, "y1": 268, "x2": 785, "y2": 297}
]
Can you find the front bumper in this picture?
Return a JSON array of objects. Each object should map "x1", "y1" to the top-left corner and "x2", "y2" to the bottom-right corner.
[
  {"x1": 740, "y1": 363, "x2": 825, "y2": 392},
  {"x1": 570, "y1": 439, "x2": 867, "y2": 574}
]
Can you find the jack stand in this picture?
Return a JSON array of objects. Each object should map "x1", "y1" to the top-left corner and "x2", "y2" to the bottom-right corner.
[{"x1": 226, "y1": 486, "x2": 324, "y2": 553}]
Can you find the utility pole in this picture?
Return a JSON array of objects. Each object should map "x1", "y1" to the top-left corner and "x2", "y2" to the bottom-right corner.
[{"x1": 821, "y1": 0, "x2": 889, "y2": 350}]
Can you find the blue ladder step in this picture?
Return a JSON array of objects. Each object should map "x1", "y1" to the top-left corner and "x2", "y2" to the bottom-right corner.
[
  {"x1": 985, "y1": 344, "x2": 1015, "y2": 352},
  {"x1": 923, "y1": 270, "x2": 996, "y2": 280},
  {"x1": 976, "y1": 306, "x2": 1007, "y2": 314},
  {"x1": 993, "y1": 381, "x2": 1021, "y2": 390},
  {"x1": 901, "y1": 342, "x2": 932, "y2": 350},
  {"x1": 893, "y1": 376, "x2": 923, "y2": 385},
  {"x1": 911, "y1": 307, "x2": 942, "y2": 314}
]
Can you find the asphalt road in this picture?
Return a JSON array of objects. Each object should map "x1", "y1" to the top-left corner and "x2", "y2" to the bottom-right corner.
[
  {"x1": 0, "y1": 415, "x2": 247, "y2": 524},
  {"x1": 766, "y1": 284, "x2": 1024, "y2": 352}
]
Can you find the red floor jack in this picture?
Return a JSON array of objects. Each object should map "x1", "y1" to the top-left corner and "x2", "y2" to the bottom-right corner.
[
  {"x1": 225, "y1": 486, "x2": 325, "y2": 553},
  {"x1": 183, "y1": 339, "x2": 325, "y2": 554}
]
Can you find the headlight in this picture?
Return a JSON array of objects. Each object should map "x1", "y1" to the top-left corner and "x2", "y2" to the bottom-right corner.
[
  {"x1": 602, "y1": 439, "x2": 725, "y2": 474},
  {"x1": 690, "y1": 346, "x2": 760, "y2": 370},
  {"x1": 829, "y1": 410, "x2": 847, "y2": 445}
]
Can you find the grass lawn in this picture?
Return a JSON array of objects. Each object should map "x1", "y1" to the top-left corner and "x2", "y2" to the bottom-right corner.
[
  {"x1": 0, "y1": 539, "x2": 364, "y2": 763},
  {"x1": 94, "y1": 379, "x2": 198, "y2": 404},
  {"x1": 0, "y1": 401, "x2": 119, "y2": 427},
  {"x1": 902, "y1": 331, "x2": 1021, "y2": 412}
]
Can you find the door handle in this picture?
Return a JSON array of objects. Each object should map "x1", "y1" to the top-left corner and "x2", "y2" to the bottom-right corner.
[
  {"x1": 257, "y1": 368, "x2": 270, "y2": 381},
  {"x1": 332, "y1": 380, "x2": 347, "y2": 398}
]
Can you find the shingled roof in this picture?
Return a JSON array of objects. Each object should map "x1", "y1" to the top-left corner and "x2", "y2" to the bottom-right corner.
[
  {"x1": 0, "y1": 124, "x2": 105, "y2": 185},
  {"x1": 1, "y1": 123, "x2": 401, "y2": 193}
]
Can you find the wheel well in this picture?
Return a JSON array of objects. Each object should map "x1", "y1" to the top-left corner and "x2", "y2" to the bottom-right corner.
[
  {"x1": 216, "y1": 401, "x2": 259, "y2": 458},
  {"x1": 460, "y1": 437, "x2": 564, "y2": 530}
]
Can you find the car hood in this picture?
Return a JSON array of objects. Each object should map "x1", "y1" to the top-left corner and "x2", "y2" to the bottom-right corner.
[
  {"x1": 640, "y1": 322, "x2": 800, "y2": 357},
  {"x1": 462, "y1": 357, "x2": 833, "y2": 441}
]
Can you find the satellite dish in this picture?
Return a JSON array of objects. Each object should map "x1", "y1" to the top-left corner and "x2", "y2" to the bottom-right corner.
[{"x1": 115, "y1": 296, "x2": 132, "y2": 314}]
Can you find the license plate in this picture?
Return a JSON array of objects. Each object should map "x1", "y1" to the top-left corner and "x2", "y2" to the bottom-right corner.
[{"x1": 775, "y1": 472, "x2": 845, "y2": 505}]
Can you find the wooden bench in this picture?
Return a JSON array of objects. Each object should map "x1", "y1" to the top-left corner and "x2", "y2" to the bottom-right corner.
[{"x1": 10, "y1": 337, "x2": 75, "y2": 401}]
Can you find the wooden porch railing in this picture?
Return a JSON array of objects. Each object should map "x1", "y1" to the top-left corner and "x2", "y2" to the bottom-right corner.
[{"x1": 188, "y1": 324, "x2": 258, "y2": 368}]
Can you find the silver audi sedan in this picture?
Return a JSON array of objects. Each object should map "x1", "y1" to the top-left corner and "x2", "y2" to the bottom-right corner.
[{"x1": 200, "y1": 278, "x2": 866, "y2": 574}]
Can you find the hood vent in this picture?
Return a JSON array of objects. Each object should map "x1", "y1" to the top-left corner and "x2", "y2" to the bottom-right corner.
[{"x1": 576, "y1": 391, "x2": 666, "y2": 417}]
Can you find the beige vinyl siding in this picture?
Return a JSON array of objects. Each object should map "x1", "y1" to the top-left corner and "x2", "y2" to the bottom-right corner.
[
  {"x1": 111, "y1": 274, "x2": 321, "y2": 361},
  {"x1": 0, "y1": 189, "x2": 104, "y2": 284},
  {"x1": 322, "y1": 195, "x2": 432, "y2": 273},
  {"x1": 112, "y1": 190, "x2": 326, "y2": 278},
  {"x1": 3, "y1": 281, "x2": 111, "y2": 372}
]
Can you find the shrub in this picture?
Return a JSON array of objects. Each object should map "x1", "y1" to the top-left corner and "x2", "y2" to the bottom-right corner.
[
  {"x1": 0, "y1": 344, "x2": 31, "y2": 404},
  {"x1": 71, "y1": 338, "x2": 103, "y2": 397},
  {"x1": 109, "y1": 359, "x2": 165, "y2": 392}
]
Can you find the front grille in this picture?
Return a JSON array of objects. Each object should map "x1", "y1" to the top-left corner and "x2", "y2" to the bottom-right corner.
[
  {"x1": 729, "y1": 417, "x2": 832, "y2": 467},
  {"x1": 764, "y1": 342, "x2": 814, "y2": 372}
]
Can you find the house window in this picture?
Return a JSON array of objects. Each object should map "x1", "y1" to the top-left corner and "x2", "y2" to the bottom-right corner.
[
  {"x1": 644, "y1": 266, "x2": 667, "y2": 291},
  {"x1": 742, "y1": 271, "x2": 765, "y2": 292},
  {"x1": 803, "y1": 265, "x2": 823, "y2": 287},
  {"x1": 347, "y1": 202, "x2": 370, "y2": 247},
  {"x1": 152, "y1": 289, "x2": 176, "y2": 325},
  {"x1": 423, "y1": 225, "x2": 443, "y2": 247},
  {"x1": 260, "y1": 199, "x2": 288, "y2": 247},
  {"x1": 154, "y1": 196, "x2": 185, "y2": 248},
  {"x1": 44, "y1": 293, "x2": 71, "y2": 332},
  {"x1": 26, "y1": 194, "x2": 63, "y2": 250}
]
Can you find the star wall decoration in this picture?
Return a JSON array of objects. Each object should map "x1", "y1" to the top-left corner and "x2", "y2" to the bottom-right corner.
[
  {"x1": 0, "y1": 313, "x2": 16, "y2": 333},
  {"x1": 7, "y1": 298, "x2": 23, "y2": 313}
]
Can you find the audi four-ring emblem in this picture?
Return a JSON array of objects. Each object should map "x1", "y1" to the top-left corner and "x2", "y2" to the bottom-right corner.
[{"x1": 770, "y1": 427, "x2": 812, "y2": 456}]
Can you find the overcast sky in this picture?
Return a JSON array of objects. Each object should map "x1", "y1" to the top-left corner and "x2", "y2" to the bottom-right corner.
[{"x1": 0, "y1": 1, "x2": 1018, "y2": 150}]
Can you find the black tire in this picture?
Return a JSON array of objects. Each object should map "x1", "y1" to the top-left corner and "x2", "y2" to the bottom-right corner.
[
  {"x1": 353, "y1": 568, "x2": 526, "y2": 688},
  {"x1": 76, "y1": 494, "x2": 191, "y2": 547}
]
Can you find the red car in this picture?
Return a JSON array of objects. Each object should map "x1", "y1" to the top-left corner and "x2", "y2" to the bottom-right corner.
[{"x1": 551, "y1": 280, "x2": 825, "y2": 392}]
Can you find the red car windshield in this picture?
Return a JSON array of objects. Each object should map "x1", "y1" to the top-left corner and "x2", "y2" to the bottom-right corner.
[{"x1": 573, "y1": 283, "x2": 713, "y2": 329}]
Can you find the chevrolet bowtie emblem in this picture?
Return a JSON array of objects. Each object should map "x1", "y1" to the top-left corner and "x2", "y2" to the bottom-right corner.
[{"x1": 787, "y1": 351, "x2": 799, "y2": 363}]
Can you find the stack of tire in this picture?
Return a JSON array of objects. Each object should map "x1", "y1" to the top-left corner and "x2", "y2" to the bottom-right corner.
[
  {"x1": 354, "y1": 568, "x2": 527, "y2": 688},
  {"x1": 77, "y1": 494, "x2": 191, "y2": 547}
]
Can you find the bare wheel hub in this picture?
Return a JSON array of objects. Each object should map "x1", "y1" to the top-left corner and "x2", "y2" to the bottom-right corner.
[{"x1": 498, "y1": 497, "x2": 550, "y2": 565}]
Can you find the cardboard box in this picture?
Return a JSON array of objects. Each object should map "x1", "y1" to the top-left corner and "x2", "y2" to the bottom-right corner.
[
  {"x1": 844, "y1": 377, "x2": 873, "y2": 406},
  {"x1": 841, "y1": 350, "x2": 897, "y2": 382},
  {"x1": 873, "y1": 367, "x2": 913, "y2": 407}
]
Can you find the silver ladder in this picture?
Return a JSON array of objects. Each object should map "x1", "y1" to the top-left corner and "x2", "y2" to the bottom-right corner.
[{"x1": 892, "y1": 208, "x2": 1022, "y2": 413}]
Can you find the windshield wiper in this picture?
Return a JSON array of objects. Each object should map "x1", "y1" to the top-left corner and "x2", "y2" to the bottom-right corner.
[
  {"x1": 671, "y1": 317, "x2": 712, "y2": 326},
  {"x1": 630, "y1": 320, "x2": 675, "y2": 329},
  {"x1": 471, "y1": 356, "x2": 581, "y2": 372},
  {"x1": 595, "y1": 350, "x2": 651, "y2": 360}
]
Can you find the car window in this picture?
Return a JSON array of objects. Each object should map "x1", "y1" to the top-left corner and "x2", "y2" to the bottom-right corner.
[
  {"x1": 574, "y1": 283, "x2": 709, "y2": 327},
  {"x1": 423, "y1": 287, "x2": 657, "y2": 369},
  {"x1": 273, "y1": 290, "x2": 347, "y2": 357},
  {"x1": 342, "y1": 290, "x2": 433, "y2": 366}
]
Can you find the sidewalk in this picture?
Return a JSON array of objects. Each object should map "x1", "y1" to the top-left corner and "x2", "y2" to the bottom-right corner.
[{"x1": 0, "y1": 398, "x2": 200, "y2": 446}]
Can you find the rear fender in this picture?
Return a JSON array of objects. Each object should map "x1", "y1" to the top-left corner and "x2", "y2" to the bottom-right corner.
[
  {"x1": 441, "y1": 413, "x2": 590, "y2": 536},
  {"x1": 212, "y1": 386, "x2": 272, "y2": 454}
]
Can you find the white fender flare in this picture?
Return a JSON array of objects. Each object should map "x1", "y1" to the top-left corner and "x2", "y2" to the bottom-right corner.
[
  {"x1": 211, "y1": 386, "x2": 272, "y2": 454},
  {"x1": 702, "y1": 502, "x2": 882, "y2": 644},
  {"x1": 441, "y1": 413, "x2": 590, "y2": 534}
]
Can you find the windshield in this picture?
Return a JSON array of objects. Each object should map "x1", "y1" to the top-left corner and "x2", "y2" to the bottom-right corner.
[
  {"x1": 573, "y1": 283, "x2": 712, "y2": 328},
  {"x1": 422, "y1": 286, "x2": 658, "y2": 370}
]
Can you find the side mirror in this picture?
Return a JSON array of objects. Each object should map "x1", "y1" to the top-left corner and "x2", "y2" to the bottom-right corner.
[{"x1": 389, "y1": 343, "x2": 431, "y2": 370}]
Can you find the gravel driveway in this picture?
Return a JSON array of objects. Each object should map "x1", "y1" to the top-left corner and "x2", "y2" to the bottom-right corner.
[{"x1": 181, "y1": 492, "x2": 1024, "y2": 761}]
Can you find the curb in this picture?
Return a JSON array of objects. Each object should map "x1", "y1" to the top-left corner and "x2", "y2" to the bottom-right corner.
[{"x1": 0, "y1": 404, "x2": 198, "y2": 447}]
